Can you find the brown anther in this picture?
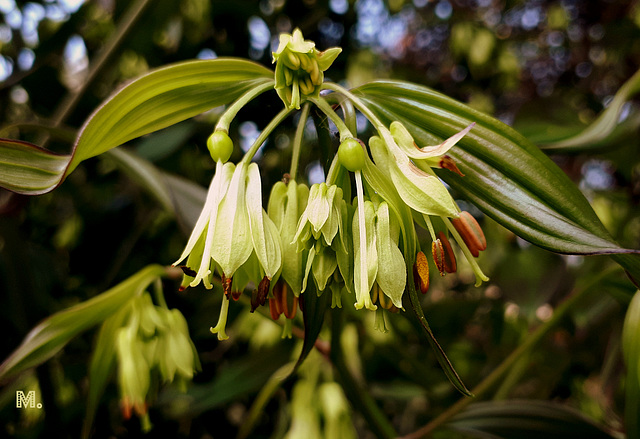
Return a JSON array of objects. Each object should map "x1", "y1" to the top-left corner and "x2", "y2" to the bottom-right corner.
[
  {"x1": 413, "y1": 251, "x2": 430, "y2": 294},
  {"x1": 179, "y1": 266, "x2": 197, "y2": 277},
  {"x1": 389, "y1": 305, "x2": 400, "y2": 313},
  {"x1": 281, "y1": 283, "x2": 298, "y2": 319},
  {"x1": 269, "y1": 296, "x2": 281, "y2": 320},
  {"x1": 231, "y1": 290, "x2": 242, "y2": 301},
  {"x1": 257, "y1": 276, "x2": 271, "y2": 306},
  {"x1": 378, "y1": 287, "x2": 392, "y2": 310},
  {"x1": 273, "y1": 281, "x2": 285, "y2": 315},
  {"x1": 282, "y1": 173, "x2": 291, "y2": 184},
  {"x1": 440, "y1": 155, "x2": 465, "y2": 177},
  {"x1": 451, "y1": 211, "x2": 486, "y2": 257},
  {"x1": 221, "y1": 273, "x2": 232, "y2": 299},
  {"x1": 371, "y1": 283, "x2": 379, "y2": 304},
  {"x1": 121, "y1": 398, "x2": 132, "y2": 420},
  {"x1": 250, "y1": 289, "x2": 260, "y2": 312},
  {"x1": 435, "y1": 232, "x2": 457, "y2": 274}
]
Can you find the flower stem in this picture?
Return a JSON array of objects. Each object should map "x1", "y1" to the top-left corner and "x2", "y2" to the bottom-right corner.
[
  {"x1": 216, "y1": 81, "x2": 275, "y2": 133},
  {"x1": 309, "y1": 96, "x2": 353, "y2": 141},
  {"x1": 399, "y1": 265, "x2": 621, "y2": 439},
  {"x1": 290, "y1": 103, "x2": 310, "y2": 179},
  {"x1": 241, "y1": 108, "x2": 293, "y2": 164}
]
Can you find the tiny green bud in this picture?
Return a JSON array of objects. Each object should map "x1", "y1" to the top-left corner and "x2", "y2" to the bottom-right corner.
[
  {"x1": 338, "y1": 138, "x2": 365, "y2": 172},
  {"x1": 207, "y1": 131, "x2": 234, "y2": 163}
]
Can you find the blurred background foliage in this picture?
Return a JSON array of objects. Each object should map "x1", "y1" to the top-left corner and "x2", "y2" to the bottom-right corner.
[{"x1": 1, "y1": 0, "x2": 640, "y2": 438}]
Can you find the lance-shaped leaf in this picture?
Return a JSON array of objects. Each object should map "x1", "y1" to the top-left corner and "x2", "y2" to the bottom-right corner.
[
  {"x1": 355, "y1": 81, "x2": 640, "y2": 284},
  {"x1": 446, "y1": 400, "x2": 617, "y2": 439},
  {"x1": 0, "y1": 265, "x2": 166, "y2": 383},
  {"x1": 0, "y1": 58, "x2": 273, "y2": 195},
  {"x1": 623, "y1": 290, "x2": 640, "y2": 439},
  {"x1": 538, "y1": 68, "x2": 640, "y2": 151}
]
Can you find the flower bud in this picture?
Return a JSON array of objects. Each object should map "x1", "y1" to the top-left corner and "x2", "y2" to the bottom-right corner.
[
  {"x1": 338, "y1": 138, "x2": 365, "y2": 172},
  {"x1": 272, "y1": 28, "x2": 341, "y2": 109},
  {"x1": 207, "y1": 131, "x2": 234, "y2": 163}
]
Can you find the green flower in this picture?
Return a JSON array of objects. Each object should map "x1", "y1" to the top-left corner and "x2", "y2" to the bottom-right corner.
[
  {"x1": 292, "y1": 182, "x2": 347, "y2": 293},
  {"x1": 351, "y1": 198, "x2": 406, "y2": 311},
  {"x1": 272, "y1": 28, "x2": 341, "y2": 110}
]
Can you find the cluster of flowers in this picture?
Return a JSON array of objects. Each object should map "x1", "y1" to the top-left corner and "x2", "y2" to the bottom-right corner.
[
  {"x1": 174, "y1": 29, "x2": 488, "y2": 338},
  {"x1": 109, "y1": 291, "x2": 200, "y2": 426}
]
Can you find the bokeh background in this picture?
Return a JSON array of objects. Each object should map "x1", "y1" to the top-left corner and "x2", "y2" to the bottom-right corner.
[{"x1": 1, "y1": 0, "x2": 640, "y2": 438}]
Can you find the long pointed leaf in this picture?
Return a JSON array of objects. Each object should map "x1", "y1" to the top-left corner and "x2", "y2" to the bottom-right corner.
[
  {"x1": 0, "y1": 265, "x2": 165, "y2": 383},
  {"x1": 0, "y1": 58, "x2": 273, "y2": 195},
  {"x1": 446, "y1": 400, "x2": 616, "y2": 439},
  {"x1": 354, "y1": 81, "x2": 640, "y2": 283}
]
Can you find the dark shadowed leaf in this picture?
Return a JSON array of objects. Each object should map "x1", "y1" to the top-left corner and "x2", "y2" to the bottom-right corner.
[
  {"x1": 0, "y1": 265, "x2": 166, "y2": 383},
  {"x1": 623, "y1": 290, "x2": 640, "y2": 439},
  {"x1": 446, "y1": 400, "x2": 617, "y2": 439}
]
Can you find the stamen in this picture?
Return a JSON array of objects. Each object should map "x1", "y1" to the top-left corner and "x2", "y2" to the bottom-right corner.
[
  {"x1": 210, "y1": 295, "x2": 230, "y2": 341},
  {"x1": 414, "y1": 251, "x2": 430, "y2": 293},
  {"x1": 451, "y1": 211, "x2": 486, "y2": 257},
  {"x1": 439, "y1": 155, "x2": 465, "y2": 177},
  {"x1": 437, "y1": 231, "x2": 457, "y2": 273}
]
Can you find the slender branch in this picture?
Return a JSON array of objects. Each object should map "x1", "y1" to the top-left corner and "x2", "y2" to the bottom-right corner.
[
  {"x1": 309, "y1": 96, "x2": 353, "y2": 141},
  {"x1": 241, "y1": 108, "x2": 293, "y2": 164},
  {"x1": 399, "y1": 265, "x2": 621, "y2": 439},
  {"x1": 216, "y1": 81, "x2": 275, "y2": 133},
  {"x1": 290, "y1": 103, "x2": 310, "y2": 179},
  {"x1": 45, "y1": 0, "x2": 153, "y2": 143}
]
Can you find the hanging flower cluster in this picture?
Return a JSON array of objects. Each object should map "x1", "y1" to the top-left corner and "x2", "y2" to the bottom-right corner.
[{"x1": 174, "y1": 29, "x2": 488, "y2": 338}]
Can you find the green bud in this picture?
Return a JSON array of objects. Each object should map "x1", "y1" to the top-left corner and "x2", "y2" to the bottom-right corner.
[
  {"x1": 207, "y1": 131, "x2": 234, "y2": 163},
  {"x1": 338, "y1": 138, "x2": 365, "y2": 172},
  {"x1": 272, "y1": 28, "x2": 342, "y2": 109}
]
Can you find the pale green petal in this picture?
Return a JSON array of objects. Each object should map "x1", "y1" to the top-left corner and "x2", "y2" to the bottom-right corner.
[
  {"x1": 211, "y1": 162, "x2": 253, "y2": 277},
  {"x1": 316, "y1": 47, "x2": 342, "y2": 71},
  {"x1": 173, "y1": 161, "x2": 232, "y2": 266},
  {"x1": 312, "y1": 247, "x2": 337, "y2": 292},
  {"x1": 246, "y1": 163, "x2": 282, "y2": 279},
  {"x1": 353, "y1": 200, "x2": 378, "y2": 310},
  {"x1": 189, "y1": 162, "x2": 235, "y2": 288},
  {"x1": 375, "y1": 202, "x2": 406, "y2": 308},
  {"x1": 390, "y1": 121, "x2": 475, "y2": 160}
]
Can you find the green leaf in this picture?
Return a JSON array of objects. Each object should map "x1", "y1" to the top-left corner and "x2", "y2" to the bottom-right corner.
[
  {"x1": 294, "y1": 281, "x2": 330, "y2": 371},
  {"x1": 0, "y1": 265, "x2": 165, "y2": 383},
  {"x1": 623, "y1": 290, "x2": 640, "y2": 439},
  {"x1": 446, "y1": 400, "x2": 617, "y2": 439},
  {"x1": 355, "y1": 81, "x2": 640, "y2": 282},
  {"x1": 538, "y1": 68, "x2": 640, "y2": 151},
  {"x1": 0, "y1": 139, "x2": 70, "y2": 194},
  {"x1": 0, "y1": 58, "x2": 273, "y2": 195}
]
